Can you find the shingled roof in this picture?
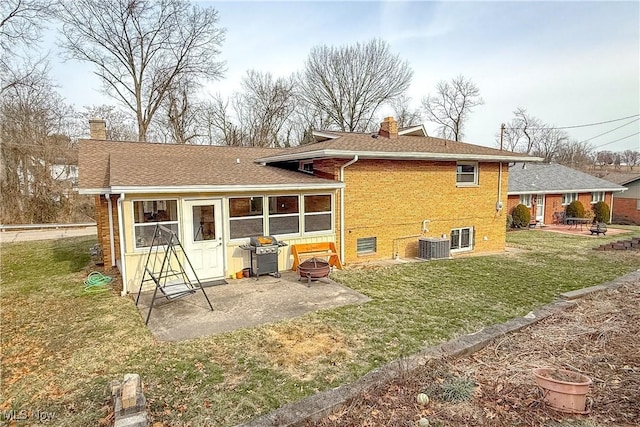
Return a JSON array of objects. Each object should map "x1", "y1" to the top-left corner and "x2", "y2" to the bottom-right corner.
[
  {"x1": 508, "y1": 163, "x2": 627, "y2": 194},
  {"x1": 78, "y1": 139, "x2": 340, "y2": 194},
  {"x1": 256, "y1": 131, "x2": 540, "y2": 163},
  {"x1": 597, "y1": 171, "x2": 640, "y2": 186}
]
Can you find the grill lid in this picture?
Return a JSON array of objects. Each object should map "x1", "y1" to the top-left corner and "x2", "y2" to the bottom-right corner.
[{"x1": 249, "y1": 235, "x2": 279, "y2": 247}]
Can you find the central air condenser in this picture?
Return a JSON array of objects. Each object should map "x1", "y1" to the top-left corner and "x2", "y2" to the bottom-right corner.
[{"x1": 418, "y1": 237, "x2": 451, "y2": 260}]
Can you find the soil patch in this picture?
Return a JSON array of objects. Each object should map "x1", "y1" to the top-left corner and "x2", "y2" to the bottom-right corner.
[{"x1": 311, "y1": 283, "x2": 640, "y2": 426}]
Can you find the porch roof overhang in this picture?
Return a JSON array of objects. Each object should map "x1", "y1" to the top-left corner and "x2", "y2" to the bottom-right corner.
[
  {"x1": 507, "y1": 187, "x2": 627, "y2": 196},
  {"x1": 79, "y1": 182, "x2": 345, "y2": 195},
  {"x1": 258, "y1": 149, "x2": 540, "y2": 163}
]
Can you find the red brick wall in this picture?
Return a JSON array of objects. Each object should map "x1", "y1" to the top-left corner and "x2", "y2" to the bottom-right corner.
[
  {"x1": 508, "y1": 192, "x2": 615, "y2": 224},
  {"x1": 95, "y1": 194, "x2": 120, "y2": 266},
  {"x1": 612, "y1": 198, "x2": 640, "y2": 225}
]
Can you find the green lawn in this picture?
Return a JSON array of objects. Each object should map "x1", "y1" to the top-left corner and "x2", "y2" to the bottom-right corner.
[{"x1": 1, "y1": 229, "x2": 639, "y2": 426}]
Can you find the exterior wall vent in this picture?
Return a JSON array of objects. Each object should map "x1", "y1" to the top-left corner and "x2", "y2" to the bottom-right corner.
[{"x1": 418, "y1": 237, "x2": 451, "y2": 260}]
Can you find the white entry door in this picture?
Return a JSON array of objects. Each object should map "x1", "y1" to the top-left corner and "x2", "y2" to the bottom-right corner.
[
  {"x1": 535, "y1": 194, "x2": 545, "y2": 223},
  {"x1": 182, "y1": 199, "x2": 224, "y2": 281}
]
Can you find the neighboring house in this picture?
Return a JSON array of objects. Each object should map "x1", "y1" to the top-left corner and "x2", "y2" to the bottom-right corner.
[
  {"x1": 599, "y1": 172, "x2": 640, "y2": 225},
  {"x1": 507, "y1": 163, "x2": 626, "y2": 225},
  {"x1": 78, "y1": 117, "x2": 536, "y2": 295}
]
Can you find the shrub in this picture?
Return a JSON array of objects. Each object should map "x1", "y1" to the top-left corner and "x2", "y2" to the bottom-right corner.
[
  {"x1": 592, "y1": 201, "x2": 610, "y2": 223},
  {"x1": 438, "y1": 377, "x2": 476, "y2": 402},
  {"x1": 565, "y1": 200, "x2": 586, "y2": 218},
  {"x1": 506, "y1": 214, "x2": 514, "y2": 230},
  {"x1": 511, "y1": 204, "x2": 531, "y2": 228}
]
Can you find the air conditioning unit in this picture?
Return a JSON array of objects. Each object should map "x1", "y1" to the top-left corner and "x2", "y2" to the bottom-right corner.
[{"x1": 418, "y1": 237, "x2": 450, "y2": 260}]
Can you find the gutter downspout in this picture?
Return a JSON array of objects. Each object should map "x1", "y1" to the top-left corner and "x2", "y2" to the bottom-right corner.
[
  {"x1": 497, "y1": 161, "x2": 504, "y2": 212},
  {"x1": 117, "y1": 193, "x2": 127, "y2": 296},
  {"x1": 609, "y1": 193, "x2": 614, "y2": 224},
  {"x1": 339, "y1": 155, "x2": 359, "y2": 264},
  {"x1": 105, "y1": 194, "x2": 116, "y2": 267}
]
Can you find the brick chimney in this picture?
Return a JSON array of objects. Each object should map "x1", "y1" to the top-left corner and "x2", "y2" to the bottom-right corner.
[
  {"x1": 89, "y1": 118, "x2": 107, "y2": 140},
  {"x1": 378, "y1": 116, "x2": 398, "y2": 139}
]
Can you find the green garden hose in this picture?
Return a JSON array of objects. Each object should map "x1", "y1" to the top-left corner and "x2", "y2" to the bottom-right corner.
[{"x1": 83, "y1": 271, "x2": 113, "y2": 293}]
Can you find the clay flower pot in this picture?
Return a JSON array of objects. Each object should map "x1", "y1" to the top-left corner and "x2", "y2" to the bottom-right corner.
[{"x1": 532, "y1": 367, "x2": 592, "y2": 414}]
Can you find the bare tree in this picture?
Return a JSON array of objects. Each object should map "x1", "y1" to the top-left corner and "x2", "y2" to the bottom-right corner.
[
  {"x1": 620, "y1": 149, "x2": 639, "y2": 171},
  {"x1": 390, "y1": 95, "x2": 423, "y2": 129},
  {"x1": 298, "y1": 38, "x2": 412, "y2": 132},
  {"x1": 0, "y1": 65, "x2": 77, "y2": 223},
  {"x1": 201, "y1": 93, "x2": 244, "y2": 146},
  {"x1": 499, "y1": 108, "x2": 568, "y2": 162},
  {"x1": 57, "y1": 0, "x2": 225, "y2": 142},
  {"x1": 1, "y1": 0, "x2": 55, "y2": 93},
  {"x1": 422, "y1": 75, "x2": 483, "y2": 141},
  {"x1": 555, "y1": 140, "x2": 593, "y2": 169},
  {"x1": 233, "y1": 70, "x2": 297, "y2": 147},
  {"x1": 155, "y1": 78, "x2": 203, "y2": 144}
]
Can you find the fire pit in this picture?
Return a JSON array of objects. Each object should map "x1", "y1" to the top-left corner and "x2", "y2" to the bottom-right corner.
[{"x1": 297, "y1": 258, "x2": 331, "y2": 286}]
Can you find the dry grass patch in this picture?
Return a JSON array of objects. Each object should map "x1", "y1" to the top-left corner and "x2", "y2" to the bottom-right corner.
[{"x1": 260, "y1": 323, "x2": 356, "y2": 381}]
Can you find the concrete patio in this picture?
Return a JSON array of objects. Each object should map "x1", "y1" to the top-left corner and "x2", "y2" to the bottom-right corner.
[
  {"x1": 531, "y1": 223, "x2": 629, "y2": 236},
  {"x1": 135, "y1": 271, "x2": 370, "y2": 341}
]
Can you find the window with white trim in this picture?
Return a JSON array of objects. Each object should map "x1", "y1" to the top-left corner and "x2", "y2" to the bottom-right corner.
[
  {"x1": 456, "y1": 162, "x2": 478, "y2": 185},
  {"x1": 357, "y1": 237, "x2": 377, "y2": 255},
  {"x1": 228, "y1": 193, "x2": 334, "y2": 240},
  {"x1": 133, "y1": 199, "x2": 179, "y2": 248},
  {"x1": 562, "y1": 193, "x2": 578, "y2": 205},
  {"x1": 229, "y1": 197, "x2": 264, "y2": 239},
  {"x1": 450, "y1": 227, "x2": 473, "y2": 252},
  {"x1": 519, "y1": 194, "x2": 531, "y2": 207},
  {"x1": 303, "y1": 194, "x2": 332, "y2": 233},
  {"x1": 299, "y1": 161, "x2": 314, "y2": 174},
  {"x1": 268, "y1": 195, "x2": 299, "y2": 235},
  {"x1": 591, "y1": 191, "x2": 604, "y2": 204}
]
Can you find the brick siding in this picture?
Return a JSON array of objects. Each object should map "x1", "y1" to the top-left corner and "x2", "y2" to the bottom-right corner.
[
  {"x1": 95, "y1": 194, "x2": 120, "y2": 266},
  {"x1": 333, "y1": 159, "x2": 508, "y2": 263},
  {"x1": 612, "y1": 197, "x2": 640, "y2": 225}
]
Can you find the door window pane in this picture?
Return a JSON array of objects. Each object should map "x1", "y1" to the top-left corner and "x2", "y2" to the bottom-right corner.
[{"x1": 193, "y1": 205, "x2": 215, "y2": 241}]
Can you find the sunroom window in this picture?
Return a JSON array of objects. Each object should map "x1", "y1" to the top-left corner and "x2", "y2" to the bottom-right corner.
[
  {"x1": 133, "y1": 200, "x2": 179, "y2": 248},
  {"x1": 304, "y1": 194, "x2": 332, "y2": 233},
  {"x1": 268, "y1": 195, "x2": 299, "y2": 235},
  {"x1": 229, "y1": 197, "x2": 264, "y2": 239}
]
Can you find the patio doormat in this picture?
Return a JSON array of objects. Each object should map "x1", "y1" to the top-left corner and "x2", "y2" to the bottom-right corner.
[{"x1": 201, "y1": 279, "x2": 228, "y2": 288}]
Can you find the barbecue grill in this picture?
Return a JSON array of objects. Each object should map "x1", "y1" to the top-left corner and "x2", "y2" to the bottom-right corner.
[{"x1": 240, "y1": 236, "x2": 287, "y2": 278}]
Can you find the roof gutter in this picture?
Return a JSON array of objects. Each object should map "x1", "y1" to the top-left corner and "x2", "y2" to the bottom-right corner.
[
  {"x1": 507, "y1": 188, "x2": 626, "y2": 195},
  {"x1": 339, "y1": 155, "x2": 359, "y2": 264},
  {"x1": 109, "y1": 182, "x2": 344, "y2": 194},
  {"x1": 257, "y1": 150, "x2": 543, "y2": 164}
]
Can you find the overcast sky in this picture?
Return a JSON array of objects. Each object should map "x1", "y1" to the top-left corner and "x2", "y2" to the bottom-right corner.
[{"x1": 50, "y1": 1, "x2": 640, "y2": 152}]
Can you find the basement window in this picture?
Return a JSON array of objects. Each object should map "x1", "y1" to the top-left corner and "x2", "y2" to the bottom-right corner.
[
  {"x1": 450, "y1": 227, "x2": 473, "y2": 252},
  {"x1": 357, "y1": 237, "x2": 377, "y2": 255}
]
